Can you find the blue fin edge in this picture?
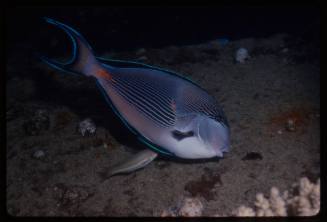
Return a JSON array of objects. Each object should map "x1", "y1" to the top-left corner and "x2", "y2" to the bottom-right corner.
[
  {"x1": 137, "y1": 136, "x2": 174, "y2": 156},
  {"x1": 39, "y1": 55, "x2": 82, "y2": 77},
  {"x1": 96, "y1": 57, "x2": 199, "y2": 87},
  {"x1": 43, "y1": 17, "x2": 78, "y2": 65}
]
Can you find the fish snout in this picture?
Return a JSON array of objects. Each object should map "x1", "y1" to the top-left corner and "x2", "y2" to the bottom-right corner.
[{"x1": 198, "y1": 117, "x2": 230, "y2": 158}]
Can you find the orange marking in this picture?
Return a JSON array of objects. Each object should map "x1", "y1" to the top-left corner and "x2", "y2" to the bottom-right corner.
[
  {"x1": 171, "y1": 100, "x2": 176, "y2": 111},
  {"x1": 266, "y1": 105, "x2": 315, "y2": 135},
  {"x1": 96, "y1": 69, "x2": 113, "y2": 81}
]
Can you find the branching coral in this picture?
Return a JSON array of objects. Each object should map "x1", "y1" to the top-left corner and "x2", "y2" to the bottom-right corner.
[
  {"x1": 287, "y1": 177, "x2": 320, "y2": 216},
  {"x1": 160, "y1": 177, "x2": 320, "y2": 217},
  {"x1": 234, "y1": 177, "x2": 320, "y2": 216}
]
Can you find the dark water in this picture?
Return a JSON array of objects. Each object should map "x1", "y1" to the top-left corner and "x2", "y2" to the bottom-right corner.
[{"x1": 6, "y1": 6, "x2": 320, "y2": 53}]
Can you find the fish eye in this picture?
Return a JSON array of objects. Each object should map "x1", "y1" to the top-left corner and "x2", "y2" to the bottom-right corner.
[{"x1": 171, "y1": 130, "x2": 195, "y2": 141}]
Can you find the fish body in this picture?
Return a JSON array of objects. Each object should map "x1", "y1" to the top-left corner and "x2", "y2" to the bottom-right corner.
[
  {"x1": 41, "y1": 18, "x2": 230, "y2": 176},
  {"x1": 95, "y1": 63, "x2": 229, "y2": 159}
]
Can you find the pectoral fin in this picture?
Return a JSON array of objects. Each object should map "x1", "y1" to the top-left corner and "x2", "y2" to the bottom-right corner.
[{"x1": 98, "y1": 149, "x2": 158, "y2": 180}]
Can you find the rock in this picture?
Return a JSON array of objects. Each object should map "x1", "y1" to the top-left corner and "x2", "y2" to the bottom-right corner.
[
  {"x1": 23, "y1": 109, "x2": 50, "y2": 136},
  {"x1": 136, "y1": 48, "x2": 146, "y2": 55},
  {"x1": 282, "y1": 57, "x2": 290, "y2": 64},
  {"x1": 235, "y1": 47, "x2": 250, "y2": 63},
  {"x1": 7, "y1": 78, "x2": 36, "y2": 102},
  {"x1": 216, "y1": 37, "x2": 230, "y2": 47},
  {"x1": 78, "y1": 118, "x2": 96, "y2": 136},
  {"x1": 242, "y1": 152, "x2": 263, "y2": 161},
  {"x1": 281, "y1": 48, "x2": 289, "y2": 53},
  {"x1": 6, "y1": 104, "x2": 23, "y2": 122},
  {"x1": 285, "y1": 119, "x2": 296, "y2": 132},
  {"x1": 54, "y1": 184, "x2": 92, "y2": 207},
  {"x1": 32, "y1": 150, "x2": 46, "y2": 159},
  {"x1": 137, "y1": 55, "x2": 148, "y2": 61}
]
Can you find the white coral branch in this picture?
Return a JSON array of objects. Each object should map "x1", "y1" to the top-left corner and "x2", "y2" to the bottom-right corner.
[{"x1": 234, "y1": 177, "x2": 320, "y2": 217}]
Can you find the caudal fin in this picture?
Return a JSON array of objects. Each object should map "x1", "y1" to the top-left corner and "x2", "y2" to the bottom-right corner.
[{"x1": 40, "y1": 17, "x2": 101, "y2": 76}]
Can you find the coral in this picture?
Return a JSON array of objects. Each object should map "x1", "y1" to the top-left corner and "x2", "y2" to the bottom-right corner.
[
  {"x1": 178, "y1": 197, "x2": 204, "y2": 217},
  {"x1": 161, "y1": 197, "x2": 204, "y2": 217},
  {"x1": 160, "y1": 207, "x2": 178, "y2": 217},
  {"x1": 233, "y1": 177, "x2": 320, "y2": 216},
  {"x1": 78, "y1": 118, "x2": 96, "y2": 136},
  {"x1": 253, "y1": 187, "x2": 287, "y2": 216},
  {"x1": 287, "y1": 177, "x2": 320, "y2": 216},
  {"x1": 233, "y1": 206, "x2": 256, "y2": 217}
]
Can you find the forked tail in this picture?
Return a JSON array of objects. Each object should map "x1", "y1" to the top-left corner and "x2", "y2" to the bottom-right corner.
[{"x1": 40, "y1": 17, "x2": 102, "y2": 76}]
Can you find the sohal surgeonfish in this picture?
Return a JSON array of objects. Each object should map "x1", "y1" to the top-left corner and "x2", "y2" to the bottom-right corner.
[{"x1": 40, "y1": 18, "x2": 230, "y2": 178}]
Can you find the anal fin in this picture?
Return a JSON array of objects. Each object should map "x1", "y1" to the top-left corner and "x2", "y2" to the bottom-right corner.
[{"x1": 98, "y1": 149, "x2": 158, "y2": 180}]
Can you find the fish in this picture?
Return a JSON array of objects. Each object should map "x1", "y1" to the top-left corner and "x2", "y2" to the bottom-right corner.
[{"x1": 40, "y1": 18, "x2": 230, "y2": 178}]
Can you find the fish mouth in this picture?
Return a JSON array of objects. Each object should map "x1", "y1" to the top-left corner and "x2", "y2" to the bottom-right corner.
[
  {"x1": 216, "y1": 144, "x2": 229, "y2": 157},
  {"x1": 217, "y1": 134, "x2": 231, "y2": 156},
  {"x1": 215, "y1": 149, "x2": 224, "y2": 158}
]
